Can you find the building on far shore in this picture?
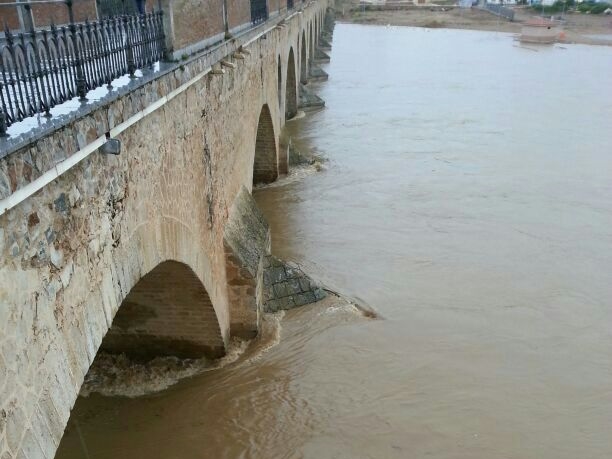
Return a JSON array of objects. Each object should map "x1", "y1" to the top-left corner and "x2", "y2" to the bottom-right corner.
[{"x1": 485, "y1": 0, "x2": 518, "y2": 5}]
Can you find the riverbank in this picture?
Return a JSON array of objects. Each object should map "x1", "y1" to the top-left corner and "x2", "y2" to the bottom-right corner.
[{"x1": 336, "y1": 3, "x2": 612, "y2": 45}]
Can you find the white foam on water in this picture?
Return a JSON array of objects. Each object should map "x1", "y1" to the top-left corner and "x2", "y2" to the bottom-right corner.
[
  {"x1": 255, "y1": 163, "x2": 325, "y2": 190},
  {"x1": 288, "y1": 110, "x2": 307, "y2": 120},
  {"x1": 80, "y1": 312, "x2": 287, "y2": 398},
  {"x1": 323, "y1": 301, "x2": 362, "y2": 317},
  {"x1": 239, "y1": 310, "x2": 286, "y2": 366},
  {"x1": 80, "y1": 337, "x2": 250, "y2": 398},
  {"x1": 78, "y1": 298, "x2": 370, "y2": 398}
]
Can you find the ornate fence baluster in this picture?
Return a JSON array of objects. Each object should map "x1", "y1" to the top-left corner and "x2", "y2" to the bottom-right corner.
[
  {"x1": 0, "y1": 69, "x2": 9, "y2": 136},
  {"x1": 41, "y1": 28, "x2": 59, "y2": 107},
  {"x1": 99, "y1": 21, "x2": 113, "y2": 88},
  {"x1": 134, "y1": 14, "x2": 144, "y2": 69},
  {"x1": 28, "y1": 26, "x2": 52, "y2": 118},
  {"x1": 66, "y1": 1, "x2": 88, "y2": 100},
  {"x1": 1, "y1": 39, "x2": 17, "y2": 133},
  {"x1": 106, "y1": 18, "x2": 119, "y2": 81},
  {"x1": 0, "y1": 105, "x2": 7, "y2": 137},
  {"x1": 0, "y1": 0, "x2": 166, "y2": 135},
  {"x1": 56, "y1": 26, "x2": 73, "y2": 98},
  {"x1": 79, "y1": 23, "x2": 93, "y2": 90},
  {"x1": 124, "y1": 15, "x2": 136, "y2": 78},
  {"x1": 11, "y1": 35, "x2": 30, "y2": 120},
  {"x1": 83, "y1": 21, "x2": 95, "y2": 87},
  {"x1": 17, "y1": 33, "x2": 34, "y2": 118}
]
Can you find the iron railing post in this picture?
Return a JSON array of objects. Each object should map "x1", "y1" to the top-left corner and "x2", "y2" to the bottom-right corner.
[
  {"x1": 66, "y1": 0, "x2": 88, "y2": 100},
  {"x1": 0, "y1": 108, "x2": 7, "y2": 137},
  {"x1": 26, "y1": 8, "x2": 52, "y2": 118},
  {"x1": 124, "y1": 14, "x2": 136, "y2": 77}
]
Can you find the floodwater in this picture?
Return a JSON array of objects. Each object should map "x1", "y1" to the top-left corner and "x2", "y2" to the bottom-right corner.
[{"x1": 56, "y1": 25, "x2": 612, "y2": 459}]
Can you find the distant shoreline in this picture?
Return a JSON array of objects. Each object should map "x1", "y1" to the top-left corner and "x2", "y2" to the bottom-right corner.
[{"x1": 336, "y1": 6, "x2": 612, "y2": 46}]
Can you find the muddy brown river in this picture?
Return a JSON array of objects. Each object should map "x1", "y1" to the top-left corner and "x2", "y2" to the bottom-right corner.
[{"x1": 57, "y1": 24, "x2": 612, "y2": 459}]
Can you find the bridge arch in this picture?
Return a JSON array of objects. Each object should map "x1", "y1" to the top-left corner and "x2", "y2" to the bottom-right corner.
[
  {"x1": 310, "y1": 22, "x2": 315, "y2": 64},
  {"x1": 252, "y1": 104, "x2": 278, "y2": 185},
  {"x1": 100, "y1": 260, "x2": 226, "y2": 360},
  {"x1": 285, "y1": 47, "x2": 298, "y2": 119},
  {"x1": 300, "y1": 31, "x2": 307, "y2": 83},
  {"x1": 277, "y1": 55, "x2": 283, "y2": 113}
]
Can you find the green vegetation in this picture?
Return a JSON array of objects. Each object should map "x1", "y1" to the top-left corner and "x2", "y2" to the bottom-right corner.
[
  {"x1": 531, "y1": 0, "x2": 573, "y2": 14},
  {"x1": 531, "y1": 0, "x2": 611, "y2": 14},
  {"x1": 576, "y1": 1, "x2": 611, "y2": 13}
]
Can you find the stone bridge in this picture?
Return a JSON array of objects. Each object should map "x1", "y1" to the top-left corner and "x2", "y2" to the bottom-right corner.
[{"x1": 0, "y1": 1, "x2": 332, "y2": 457}]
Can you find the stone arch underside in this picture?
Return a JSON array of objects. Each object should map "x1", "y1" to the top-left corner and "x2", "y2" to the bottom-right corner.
[
  {"x1": 101, "y1": 260, "x2": 226, "y2": 360},
  {"x1": 277, "y1": 56, "x2": 282, "y2": 111},
  {"x1": 300, "y1": 31, "x2": 307, "y2": 83},
  {"x1": 310, "y1": 22, "x2": 315, "y2": 64},
  {"x1": 252, "y1": 104, "x2": 278, "y2": 185},
  {"x1": 285, "y1": 47, "x2": 297, "y2": 119}
]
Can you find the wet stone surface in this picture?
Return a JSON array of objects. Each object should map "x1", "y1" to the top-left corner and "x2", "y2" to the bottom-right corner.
[
  {"x1": 263, "y1": 255, "x2": 326, "y2": 312},
  {"x1": 298, "y1": 84, "x2": 326, "y2": 110}
]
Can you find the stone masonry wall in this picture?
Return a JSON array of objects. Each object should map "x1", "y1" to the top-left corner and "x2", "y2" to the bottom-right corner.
[
  {"x1": 7, "y1": 0, "x2": 96, "y2": 29},
  {"x1": 172, "y1": 0, "x2": 226, "y2": 50},
  {"x1": 227, "y1": 0, "x2": 251, "y2": 30},
  {"x1": 0, "y1": 3, "x2": 329, "y2": 458},
  {"x1": 223, "y1": 187, "x2": 270, "y2": 338},
  {"x1": 263, "y1": 256, "x2": 326, "y2": 312},
  {"x1": 0, "y1": 0, "x2": 156, "y2": 30}
]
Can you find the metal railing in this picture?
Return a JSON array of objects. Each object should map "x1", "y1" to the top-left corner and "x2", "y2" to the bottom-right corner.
[
  {"x1": 0, "y1": 0, "x2": 307, "y2": 137},
  {"x1": 0, "y1": 0, "x2": 165, "y2": 137}
]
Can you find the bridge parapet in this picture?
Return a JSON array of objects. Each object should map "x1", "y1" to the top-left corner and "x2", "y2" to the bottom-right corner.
[{"x1": 0, "y1": 1, "x2": 321, "y2": 203}]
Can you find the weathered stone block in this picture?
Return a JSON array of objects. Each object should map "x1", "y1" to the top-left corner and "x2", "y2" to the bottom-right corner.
[
  {"x1": 314, "y1": 288, "x2": 327, "y2": 301},
  {"x1": 263, "y1": 256, "x2": 328, "y2": 312},
  {"x1": 273, "y1": 282, "x2": 288, "y2": 298},
  {"x1": 278, "y1": 296, "x2": 295, "y2": 309},
  {"x1": 287, "y1": 278, "x2": 302, "y2": 294},
  {"x1": 19, "y1": 428, "x2": 46, "y2": 459},
  {"x1": 270, "y1": 266, "x2": 286, "y2": 283},
  {"x1": 5, "y1": 403, "x2": 26, "y2": 453},
  {"x1": 299, "y1": 277, "x2": 311, "y2": 292}
]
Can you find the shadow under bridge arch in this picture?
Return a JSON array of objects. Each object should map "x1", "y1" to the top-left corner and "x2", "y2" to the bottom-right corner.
[
  {"x1": 252, "y1": 104, "x2": 278, "y2": 185},
  {"x1": 285, "y1": 47, "x2": 298, "y2": 120},
  {"x1": 100, "y1": 260, "x2": 226, "y2": 360}
]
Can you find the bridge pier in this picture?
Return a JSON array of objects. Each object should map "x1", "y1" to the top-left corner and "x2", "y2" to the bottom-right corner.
[{"x1": 224, "y1": 187, "x2": 271, "y2": 339}]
